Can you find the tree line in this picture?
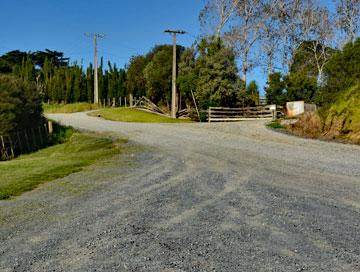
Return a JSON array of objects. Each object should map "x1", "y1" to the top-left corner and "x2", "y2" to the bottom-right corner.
[
  {"x1": 199, "y1": 0, "x2": 360, "y2": 106},
  {"x1": 0, "y1": 49, "x2": 127, "y2": 104},
  {"x1": 1, "y1": 0, "x2": 359, "y2": 121}
]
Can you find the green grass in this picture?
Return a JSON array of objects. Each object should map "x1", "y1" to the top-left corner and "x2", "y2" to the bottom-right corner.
[
  {"x1": 0, "y1": 132, "x2": 122, "y2": 200},
  {"x1": 325, "y1": 84, "x2": 360, "y2": 133},
  {"x1": 43, "y1": 102, "x2": 101, "y2": 113},
  {"x1": 89, "y1": 107, "x2": 192, "y2": 123},
  {"x1": 267, "y1": 121, "x2": 286, "y2": 129},
  {"x1": 318, "y1": 84, "x2": 360, "y2": 143}
]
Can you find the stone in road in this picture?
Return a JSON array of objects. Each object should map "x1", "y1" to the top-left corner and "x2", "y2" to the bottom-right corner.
[{"x1": 1, "y1": 112, "x2": 359, "y2": 272}]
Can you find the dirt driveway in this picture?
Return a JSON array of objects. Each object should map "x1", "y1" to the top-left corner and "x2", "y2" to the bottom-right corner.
[{"x1": 1, "y1": 112, "x2": 359, "y2": 272}]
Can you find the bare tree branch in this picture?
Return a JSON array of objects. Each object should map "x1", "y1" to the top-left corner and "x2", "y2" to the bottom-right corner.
[
  {"x1": 199, "y1": 0, "x2": 240, "y2": 37},
  {"x1": 335, "y1": 0, "x2": 360, "y2": 44}
]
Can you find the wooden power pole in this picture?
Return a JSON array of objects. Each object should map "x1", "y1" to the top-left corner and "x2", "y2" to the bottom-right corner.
[
  {"x1": 164, "y1": 29, "x2": 186, "y2": 118},
  {"x1": 85, "y1": 33, "x2": 105, "y2": 104}
]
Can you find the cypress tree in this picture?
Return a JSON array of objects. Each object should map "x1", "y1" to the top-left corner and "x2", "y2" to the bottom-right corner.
[
  {"x1": 86, "y1": 63, "x2": 94, "y2": 103},
  {"x1": 24, "y1": 56, "x2": 35, "y2": 82}
]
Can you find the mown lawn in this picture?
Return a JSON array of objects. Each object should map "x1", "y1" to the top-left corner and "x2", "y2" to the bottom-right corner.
[
  {"x1": 89, "y1": 108, "x2": 192, "y2": 123},
  {"x1": 43, "y1": 102, "x2": 102, "y2": 113},
  {"x1": 0, "y1": 133, "x2": 122, "y2": 200}
]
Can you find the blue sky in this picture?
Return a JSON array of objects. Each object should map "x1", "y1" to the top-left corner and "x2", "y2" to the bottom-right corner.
[
  {"x1": 0, "y1": 0, "x2": 336, "y2": 94},
  {"x1": 0, "y1": 0, "x2": 202, "y2": 60}
]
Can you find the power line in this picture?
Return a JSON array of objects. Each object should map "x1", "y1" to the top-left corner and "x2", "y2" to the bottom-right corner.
[
  {"x1": 85, "y1": 33, "x2": 105, "y2": 104},
  {"x1": 164, "y1": 29, "x2": 186, "y2": 119}
]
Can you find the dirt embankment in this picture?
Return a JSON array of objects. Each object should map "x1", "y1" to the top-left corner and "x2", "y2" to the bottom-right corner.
[{"x1": 288, "y1": 84, "x2": 360, "y2": 144}]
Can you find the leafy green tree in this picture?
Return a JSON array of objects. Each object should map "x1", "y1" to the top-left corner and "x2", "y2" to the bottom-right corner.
[
  {"x1": 284, "y1": 72, "x2": 318, "y2": 103},
  {"x1": 323, "y1": 38, "x2": 360, "y2": 104},
  {"x1": 23, "y1": 56, "x2": 36, "y2": 82},
  {"x1": 107, "y1": 61, "x2": 117, "y2": 99},
  {"x1": 0, "y1": 59, "x2": 12, "y2": 74},
  {"x1": 144, "y1": 45, "x2": 184, "y2": 107},
  {"x1": 42, "y1": 57, "x2": 54, "y2": 101},
  {"x1": 0, "y1": 50, "x2": 28, "y2": 68},
  {"x1": 31, "y1": 49, "x2": 69, "y2": 68},
  {"x1": 0, "y1": 75, "x2": 43, "y2": 135},
  {"x1": 118, "y1": 68, "x2": 127, "y2": 97},
  {"x1": 195, "y1": 37, "x2": 243, "y2": 109},
  {"x1": 65, "y1": 68, "x2": 74, "y2": 103},
  {"x1": 125, "y1": 55, "x2": 148, "y2": 97},
  {"x1": 177, "y1": 48, "x2": 197, "y2": 108},
  {"x1": 86, "y1": 63, "x2": 94, "y2": 103},
  {"x1": 265, "y1": 72, "x2": 285, "y2": 105},
  {"x1": 290, "y1": 41, "x2": 337, "y2": 85},
  {"x1": 246, "y1": 80, "x2": 259, "y2": 106},
  {"x1": 98, "y1": 57, "x2": 104, "y2": 102}
]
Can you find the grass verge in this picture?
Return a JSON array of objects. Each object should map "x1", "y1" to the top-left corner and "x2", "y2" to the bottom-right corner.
[
  {"x1": 89, "y1": 107, "x2": 192, "y2": 123},
  {"x1": 267, "y1": 121, "x2": 286, "y2": 130},
  {"x1": 43, "y1": 102, "x2": 101, "y2": 113},
  {"x1": 0, "y1": 132, "x2": 122, "y2": 200}
]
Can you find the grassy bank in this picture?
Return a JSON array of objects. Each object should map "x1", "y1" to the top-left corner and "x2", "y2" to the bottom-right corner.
[
  {"x1": 321, "y1": 84, "x2": 360, "y2": 143},
  {"x1": 0, "y1": 132, "x2": 122, "y2": 200},
  {"x1": 287, "y1": 84, "x2": 360, "y2": 144},
  {"x1": 89, "y1": 108, "x2": 192, "y2": 123},
  {"x1": 43, "y1": 103, "x2": 101, "y2": 113}
]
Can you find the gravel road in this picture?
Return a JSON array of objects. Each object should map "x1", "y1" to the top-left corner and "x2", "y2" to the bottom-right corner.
[{"x1": 1, "y1": 112, "x2": 360, "y2": 272}]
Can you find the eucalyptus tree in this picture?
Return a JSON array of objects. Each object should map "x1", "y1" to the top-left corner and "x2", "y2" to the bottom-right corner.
[
  {"x1": 199, "y1": 0, "x2": 240, "y2": 37},
  {"x1": 300, "y1": 5, "x2": 335, "y2": 84},
  {"x1": 259, "y1": 0, "x2": 283, "y2": 79},
  {"x1": 335, "y1": 0, "x2": 360, "y2": 44},
  {"x1": 223, "y1": 0, "x2": 264, "y2": 87},
  {"x1": 263, "y1": 0, "x2": 336, "y2": 78}
]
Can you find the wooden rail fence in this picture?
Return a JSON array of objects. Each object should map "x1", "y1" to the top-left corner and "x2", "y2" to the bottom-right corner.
[{"x1": 208, "y1": 105, "x2": 283, "y2": 123}]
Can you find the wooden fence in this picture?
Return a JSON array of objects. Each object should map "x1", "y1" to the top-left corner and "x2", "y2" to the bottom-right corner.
[
  {"x1": 208, "y1": 105, "x2": 283, "y2": 123},
  {"x1": 0, "y1": 122, "x2": 50, "y2": 161}
]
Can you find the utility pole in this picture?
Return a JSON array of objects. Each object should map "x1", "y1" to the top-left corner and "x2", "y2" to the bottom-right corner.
[
  {"x1": 85, "y1": 33, "x2": 105, "y2": 104},
  {"x1": 164, "y1": 29, "x2": 186, "y2": 118}
]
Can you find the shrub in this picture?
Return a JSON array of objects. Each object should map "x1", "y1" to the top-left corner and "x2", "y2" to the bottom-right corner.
[
  {"x1": 323, "y1": 38, "x2": 360, "y2": 104},
  {"x1": 0, "y1": 75, "x2": 43, "y2": 135},
  {"x1": 288, "y1": 112, "x2": 323, "y2": 138},
  {"x1": 49, "y1": 122, "x2": 75, "y2": 145}
]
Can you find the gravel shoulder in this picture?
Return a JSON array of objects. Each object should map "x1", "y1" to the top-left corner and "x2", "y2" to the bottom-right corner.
[{"x1": 1, "y1": 112, "x2": 359, "y2": 272}]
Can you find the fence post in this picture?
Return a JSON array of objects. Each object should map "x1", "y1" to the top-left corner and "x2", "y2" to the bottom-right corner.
[
  {"x1": 208, "y1": 107, "x2": 211, "y2": 123},
  {"x1": 129, "y1": 94, "x2": 133, "y2": 107},
  {"x1": 48, "y1": 121, "x2": 53, "y2": 135},
  {"x1": 270, "y1": 105, "x2": 277, "y2": 121},
  {"x1": 124, "y1": 97, "x2": 127, "y2": 107}
]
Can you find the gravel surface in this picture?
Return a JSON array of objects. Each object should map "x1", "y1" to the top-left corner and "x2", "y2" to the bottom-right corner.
[{"x1": 1, "y1": 112, "x2": 359, "y2": 272}]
